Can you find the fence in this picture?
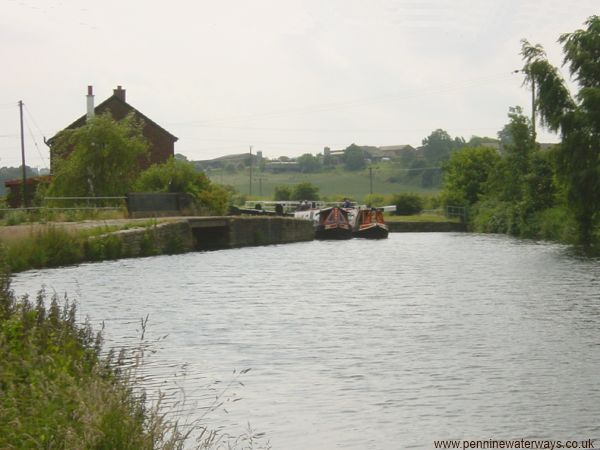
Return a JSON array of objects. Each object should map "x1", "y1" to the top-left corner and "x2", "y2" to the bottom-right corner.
[
  {"x1": 446, "y1": 205, "x2": 468, "y2": 222},
  {"x1": 43, "y1": 196, "x2": 127, "y2": 210},
  {"x1": 0, "y1": 194, "x2": 198, "y2": 219},
  {"x1": 0, "y1": 196, "x2": 127, "y2": 215}
]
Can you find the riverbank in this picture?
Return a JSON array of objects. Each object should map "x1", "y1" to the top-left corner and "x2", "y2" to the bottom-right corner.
[
  {"x1": 0, "y1": 266, "x2": 186, "y2": 449},
  {"x1": 0, "y1": 216, "x2": 314, "y2": 273}
]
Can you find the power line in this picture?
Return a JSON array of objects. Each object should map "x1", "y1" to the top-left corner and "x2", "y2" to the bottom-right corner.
[
  {"x1": 24, "y1": 104, "x2": 47, "y2": 139},
  {"x1": 24, "y1": 115, "x2": 48, "y2": 166},
  {"x1": 23, "y1": 104, "x2": 49, "y2": 166},
  {"x1": 166, "y1": 71, "x2": 514, "y2": 127}
]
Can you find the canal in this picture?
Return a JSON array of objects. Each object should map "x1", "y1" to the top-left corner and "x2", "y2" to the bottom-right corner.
[{"x1": 11, "y1": 233, "x2": 600, "y2": 449}]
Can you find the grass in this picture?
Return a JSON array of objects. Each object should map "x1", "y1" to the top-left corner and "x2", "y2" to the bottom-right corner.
[
  {"x1": 0, "y1": 269, "x2": 182, "y2": 449},
  {"x1": 0, "y1": 220, "x2": 169, "y2": 272},
  {"x1": 0, "y1": 208, "x2": 128, "y2": 227},
  {"x1": 209, "y1": 164, "x2": 440, "y2": 202},
  {"x1": 0, "y1": 256, "x2": 272, "y2": 449}
]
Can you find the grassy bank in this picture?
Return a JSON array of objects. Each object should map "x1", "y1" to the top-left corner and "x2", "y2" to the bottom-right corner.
[
  {"x1": 0, "y1": 208, "x2": 128, "y2": 227},
  {"x1": 0, "y1": 266, "x2": 185, "y2": 449},
  {"x1": 467, "y1": 200, "x2": 600, "y2": 250},
  {"x1": 1, "y1": 261, "x2": 272, "y2": 449},
  {"x1": 0, "y1": 221, "x2": 183, "y2": 273}
]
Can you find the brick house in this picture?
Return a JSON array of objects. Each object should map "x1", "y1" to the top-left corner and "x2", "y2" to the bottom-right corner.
[{"x1": 48, "y1": 86, "x2": 178, "y2": 172}]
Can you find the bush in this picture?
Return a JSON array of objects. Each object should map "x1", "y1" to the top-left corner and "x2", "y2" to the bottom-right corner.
[
  {"x1": 291, "y1": 182, "x2": 320, "y2": 201},
  {"x1": 534, "y1": 205, "x2": 578, "y2": 243},
  {"x1": 135, "y1": 158, "x2": 230, "y2": 215},
  {"x1": 363, "y1": 193, "x2": 387, "y2": 207},
  {"x1": 392, "y1": 193, "x2": 424, "y2": 215},
  {"x1": 273, "y1": 185, "x2": 292, "y2": 201},
  {"x1": 3, "y1": 210, "x2": 29, "y2": 226},
  {"x1": 4, "y1": 227, "x2": 84, "y2": 272},
  {"x1": 471, "y1": 200, "x2": 521, "y2": 234},
  {"x1": 84, "y1": 234, "x2": 124, "y2": 261}
]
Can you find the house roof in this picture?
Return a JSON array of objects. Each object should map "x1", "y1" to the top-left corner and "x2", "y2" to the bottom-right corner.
[
  {"x1": 378, "y1": 145, "x2": 415, "y2": 152},
  {"x1": 49, "y1": 93, "x2": 178, "y2": 143}
]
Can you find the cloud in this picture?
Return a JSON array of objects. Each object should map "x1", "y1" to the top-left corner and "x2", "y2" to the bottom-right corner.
[{"x1": 0, "y1": 0, "x2": 598, "y2": 165}]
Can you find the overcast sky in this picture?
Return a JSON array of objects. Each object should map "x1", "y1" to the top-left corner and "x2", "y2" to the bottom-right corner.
[{"x1": 1, "y1": 0, "x2": 598, "y2": 168}]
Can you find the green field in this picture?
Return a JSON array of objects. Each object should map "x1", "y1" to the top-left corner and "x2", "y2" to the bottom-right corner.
[{"x1": 208, "y1": 165, "x2": 440, "y2": 202}]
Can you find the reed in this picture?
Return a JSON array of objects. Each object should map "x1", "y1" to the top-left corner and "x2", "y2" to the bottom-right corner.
[
  {"x1": 0, "y1": 267, "x2": 182, "y2": 448},
  {"x1": 1, "y1": 220, "x2": 163, "y2": 272},
  {"x1": 0, "y1": 260, "x2": 271, "y2": 449}
]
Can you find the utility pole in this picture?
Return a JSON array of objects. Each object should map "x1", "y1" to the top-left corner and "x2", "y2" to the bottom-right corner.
[
  {"x1": 249, "y1": 145, "x2": 253, "y2": 196},
  {"x1": 369, "y1": 167, "x2": 373, "y2": 195},
  {"x1": 18, "y1": 100, "x2": 27, "y2": 208}
]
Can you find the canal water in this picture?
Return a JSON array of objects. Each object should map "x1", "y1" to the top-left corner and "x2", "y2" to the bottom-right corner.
[{"x1": 11, "y1": 233, "x2": 600, "y2": 449}]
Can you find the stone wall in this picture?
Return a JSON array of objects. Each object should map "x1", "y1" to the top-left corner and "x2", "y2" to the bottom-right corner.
[
  {"x1": 96, "y1": 217, "x2": 314, "y2": 258},
  {"x1": 227, "y1": 217, "x2": 314, "y2": 248},
  {"x1": 95, "y1": 221, "x2": 196, "y2": 258}
]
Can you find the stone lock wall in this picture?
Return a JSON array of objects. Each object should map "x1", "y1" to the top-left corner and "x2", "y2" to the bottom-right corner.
[
  {"x1": 95, "y1": 221, "x2": 196, "y2": 258},
  {"x1": 94, "y1": 217, "x2": 314, "y2": 260},
  {"x1": 227, "y1": 217, "x2": 314, "y2": 248}
]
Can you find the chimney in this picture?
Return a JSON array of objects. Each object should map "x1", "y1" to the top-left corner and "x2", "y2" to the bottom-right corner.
[
  {"x1": 113, "y1": 85, "x2": 126, "y2": 102},
  {"x1": 86, "y1": 85, "x2": 95, "y2": 121}
]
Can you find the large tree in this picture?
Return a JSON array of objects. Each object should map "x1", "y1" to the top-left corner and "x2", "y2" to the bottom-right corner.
[
  {"x1": 442, "y1": 146, "x2": 500, "y2": 206},
  {"x1": 421, "y1": 129, "x2": 465, "y2": 164},
  {"x1": 49, "y1": 113, "x2": 148, "y2": 197},
  {"x1": 296, "y1": 153, "x2": 322, "y2": 173},
  {"x1": 499, "y1": 106, "x2": 536, "y2": 202},
  {"x1": 343, "y1": 144, "x2": 366, "y2": 171},
  {"x1": 521, "y1": 16, "x2": 600, "y2": 245}
]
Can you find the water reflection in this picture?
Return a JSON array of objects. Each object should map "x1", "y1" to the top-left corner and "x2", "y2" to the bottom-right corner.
[{"x1": 11, "y1": 233, "x2": 600, "y2": 449}]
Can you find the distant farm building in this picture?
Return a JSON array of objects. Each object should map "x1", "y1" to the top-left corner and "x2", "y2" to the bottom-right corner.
[
  {"x1": 372, "y1": 145, "x2": 416, "y2": 160},
  {"x1": 47, "y1": 86, "x2": 178, "y2": 172},
  {"x1": 325, "y1": 144, "x2": 416, "y2": 164}
]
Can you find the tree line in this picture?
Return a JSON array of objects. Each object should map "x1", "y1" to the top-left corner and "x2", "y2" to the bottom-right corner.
[{"x1": 441, "y1": 16, "x2": 600, "y2": 249}]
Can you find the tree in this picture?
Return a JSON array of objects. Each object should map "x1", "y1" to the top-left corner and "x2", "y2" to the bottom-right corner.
[
  {"x1": 174, "y1": 153, "x2": 188, "y2": 161},
  {"x1": 467, "y1": 136, "x2": 500, "y2": 148},
  {"x1": 135, "y1": 158, "x2": 209, "y2": 194},
  {"x1": 273, "y1": 185, "x2": 292, "y2": 201},
  {"x1": 442, "y1": 146, "x2": 501, "y2": 205},
  {"x1": 343, "y1": 144, "x2": 366, "y2": 171},
  {"x1": 296, "y1": 153, "x2": 322, "y2": 173},
  {"x1": 523, "y1": 150, "x2": 557, "y2": 213},
  {"x1": 497, "y1": 124, "x2": 515, "y2": 150},
  {"x1": 521, "y1": 16, "x2": 600, "y2": 245},
  {"x1": 49, "y1": 113, "x2": 148, "y2": 197},
  {"x1": 291, "y1": 182, "x2": 319, "y2": 201},
  {"x1": 421, "y1": 129, "x2": 465, "y2": 164},
  {"x1": 135, "y1": 158, "x2": 230, "y2": 214},
  {"x1": 500, "y1": 106, "x2": 536, "y2": 202}
]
